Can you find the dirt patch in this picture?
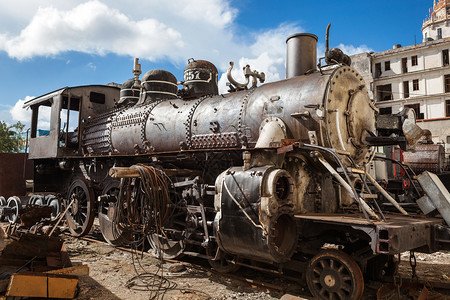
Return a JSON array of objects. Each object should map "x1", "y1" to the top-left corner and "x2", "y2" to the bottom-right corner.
[
  {"x1": 61, "y1": 228, "x2": 450, "y2": 300},
  {"x1": 1, "y1": 222, "x2": 448, "y2": 299}
]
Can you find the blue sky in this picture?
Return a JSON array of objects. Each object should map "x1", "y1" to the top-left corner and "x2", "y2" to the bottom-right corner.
[{"x1": 0, "y1": 0, "x2": 433, "y2": 127}]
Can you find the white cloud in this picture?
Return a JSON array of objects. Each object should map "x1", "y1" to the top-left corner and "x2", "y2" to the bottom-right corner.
[
  {"x1": 218, "y1": 24, "x2": 300, "y2": 93},
  {"x1": 1, "y1": 1, "x2": 183, "y2": 60},
  {"x1": 0, "y1": 0, "x2": 374, "y2": 110},
  {"x1": 10, "y1": 97, "x2": 34, "y2": 124},
  {"x1": 87, "y1": 62, "x2": 96, "y2": 71},
  {"x1": 336, "y1": 43, "x2": 373, "y2": 56},
  {"x1": 0, "y1": 96, "x2": 35, "y2": 127},
  {"x1": 317, "y1": 43, "x2": 374, "y2": 59},
  {"x1": 0, "y1": 0, "x2": 372, "y2": 72}
]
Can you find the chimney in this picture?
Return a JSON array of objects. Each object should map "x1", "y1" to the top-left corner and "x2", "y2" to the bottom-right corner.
[{"x1": 286, "y1": 33, "x2": 318, "y2": 79}]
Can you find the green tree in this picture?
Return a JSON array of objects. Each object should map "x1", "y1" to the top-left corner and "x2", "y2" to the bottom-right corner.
[{"x1": 0, "y1": 121, "x2": 26, "y2": 153}]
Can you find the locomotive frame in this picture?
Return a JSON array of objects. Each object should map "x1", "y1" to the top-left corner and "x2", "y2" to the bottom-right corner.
[{"x1": 15, "y1": 32, "x2": 450, "y2": 299}]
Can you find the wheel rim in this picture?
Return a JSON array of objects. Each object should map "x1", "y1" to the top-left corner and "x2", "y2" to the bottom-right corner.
[
  {"x1": 7, "y1": 196, "x2": 21, "y2": 224},
  {"x1": 98, "y1": 180, "x2": 132, "y2": 246},
  {"x1": 306, "y1": 249, "x2": 364, "y2": 300},
  {"x1": 65, "y1": 179, "x2": 95, "y2": 237},
  {"x1": 207, "y1": 247, "x2": 240, "y2": 273},
  {"x1": 147, "y1": 191, "x2": 186, "y2": 259},
  {"x1": 148, "y1": 232, "x2": 185, "y2": 259},
  {"x1": 47, "y1": 196, "x2": 60, "y2": 220},
  {"x1": 0, "y1": 196, "x2": 5, "y2": 221}
]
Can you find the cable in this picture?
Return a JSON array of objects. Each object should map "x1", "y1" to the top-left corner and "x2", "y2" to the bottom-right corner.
[{"x1": 103, "y1": 164, "x2": 211, "y2": 299}]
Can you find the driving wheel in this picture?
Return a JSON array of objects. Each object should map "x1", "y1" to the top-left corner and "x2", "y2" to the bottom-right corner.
[
  {"x1": 98, "y1": 180, "x2": 132, "y2": 246},
  {"x1": 306, "y1": 249, "x2": 364, "y2": 300},
  {"x1": 65, "y1": 178, "x2": 95, "y2": 237}
]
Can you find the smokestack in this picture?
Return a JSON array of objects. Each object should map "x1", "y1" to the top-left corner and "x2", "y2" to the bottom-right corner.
[{"x1": 286, "y1": 33, "x2": 318, "y2": 79}]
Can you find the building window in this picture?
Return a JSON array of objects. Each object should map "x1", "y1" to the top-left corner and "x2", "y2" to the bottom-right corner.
[
  {"x1": 445, "y1": 74, "x2": 450, "y2": 93},
  {"x1": 438, "y1": 28, "x2": 442, "y2": 39},
  {"x1": 385, "y1": 61, "x2": 390, "y2": 71},
  {"x1": 379, "y1": 107, "x2": 392, "y2": 115},
  {"x1": 413, "y1": 79, "x2": 419, "y2": 91},
  {"x1": 377, "y1": 84, "x2": 392, "y2": 101},
  {"x1": 403, "y1": 81, "x2": 410, "y2": 98},
  {"x1": 447, "y1": 100, "x2": 450, "y2": 117},
  {"x1": 443, "y1": 49, "x2": 449, "y2": 66},
  {"x1": 375, "y1": 63, "x2": 382, "y2": 78},
  {"x1": 405, "y1": 103, "x2": 424, "y2": 120},
  {"x1": 402, "y1": 57, "x2": 408, "y2": 73},
  {"x1": 412, "y1": 55, "x2": 418, "y2": 66},
  {"x1": 447, "y1": 136, "x2": 450, "y2": 144}
]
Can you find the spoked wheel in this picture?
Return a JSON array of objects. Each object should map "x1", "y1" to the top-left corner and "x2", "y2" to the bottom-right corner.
[
  {"x1": 6, "y1": 196, "x2": 21, "y2": 224},
  {"x1": 306, "y1": 249, "x2": 364, "y2": 300},
  {"x1": 65, "y1": 179, "x2": 95, "y2": 237},
  {"x1": 207, "y1": 247, "x2": 240, "y2": 273},
  {"x1": 99, "y1": 180, "x2": 132, "y2": 246}
]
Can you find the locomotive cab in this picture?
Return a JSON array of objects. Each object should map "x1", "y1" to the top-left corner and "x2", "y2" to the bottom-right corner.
[{"x1": 23, "y1": 85, "x2": 120, "y2": 159}]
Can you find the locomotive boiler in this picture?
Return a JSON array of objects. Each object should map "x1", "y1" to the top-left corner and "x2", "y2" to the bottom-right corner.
[{"x1": 15, "y1": 31, "x2": 450, "y2": 299}]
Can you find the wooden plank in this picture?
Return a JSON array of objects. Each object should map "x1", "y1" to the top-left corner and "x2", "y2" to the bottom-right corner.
[
  {"x1": 109, "y1": 166, "x2": 202, "y2": 178},
  {"x1": 46, "y1": 265, "x2": 89, "y2": 276},
  {"x1": 6, "y1": 272, "x2": 78, "y2": 299},
  {"x1": 109, "y1": 167, "x2": 140, "y2": 178}
]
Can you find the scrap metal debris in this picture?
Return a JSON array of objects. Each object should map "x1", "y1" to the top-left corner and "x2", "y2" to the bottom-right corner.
[{"x1": 0, "y1": 226, "x2": 88, "y2": 299}]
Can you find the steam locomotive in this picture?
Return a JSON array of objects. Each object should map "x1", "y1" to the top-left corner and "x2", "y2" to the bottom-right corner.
[{"x1": 10, "y1": 32, "x2": 450, "y2": 299}]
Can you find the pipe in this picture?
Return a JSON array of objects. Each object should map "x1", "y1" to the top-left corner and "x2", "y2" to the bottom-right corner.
[
  {"x1": 317, "y1": 156, "x2": 380, "y2": 220},
  {"x1": 365, "y1": 172, "x2": 409, "y2": 215},
  {"x1": 325, "y1": 23, "x2": 331, "y2": 56}
]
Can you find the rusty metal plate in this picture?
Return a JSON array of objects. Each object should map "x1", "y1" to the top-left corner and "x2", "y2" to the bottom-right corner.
[{"x1": 403, "y1": 144, "x2": 445, "y2": 173}]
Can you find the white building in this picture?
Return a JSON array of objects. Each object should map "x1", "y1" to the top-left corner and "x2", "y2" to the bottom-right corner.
[
  {"x1": 352, "y1": 0, "x2": 450, "y2": 153},
  {"x1": 422, "y1": 0, "x2": 450, "y2": 42}
]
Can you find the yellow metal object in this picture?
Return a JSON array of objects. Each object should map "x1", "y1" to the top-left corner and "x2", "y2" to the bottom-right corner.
[
  {"x1": 6, "y1": 272, "x2": 78, "y2": 299},
  {"x1": 350, "y1": 168, "x2": 365, "y2": 174}
]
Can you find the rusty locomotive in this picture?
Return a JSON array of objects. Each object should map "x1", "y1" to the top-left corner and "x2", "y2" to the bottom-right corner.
[{"x1": 5, "y1": 32, "x2": 450, "y2": 299}]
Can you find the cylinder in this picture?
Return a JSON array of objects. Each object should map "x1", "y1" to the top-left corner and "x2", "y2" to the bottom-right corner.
[{"x1": 286, "y1": 33, "x2": 318, "y2": 78}]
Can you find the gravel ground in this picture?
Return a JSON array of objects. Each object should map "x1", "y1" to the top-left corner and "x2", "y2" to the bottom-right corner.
[{"x1": 60, "y1": 227, "x2": 450, "y2": 300}]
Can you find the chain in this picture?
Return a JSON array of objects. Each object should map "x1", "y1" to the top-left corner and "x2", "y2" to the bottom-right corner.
[
  {"x1": 409, "y1": 250, "x2": 418, "y2": 280},
  {"x1": 393, "y1": 253, "x2": 402, "y2": 297}
]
